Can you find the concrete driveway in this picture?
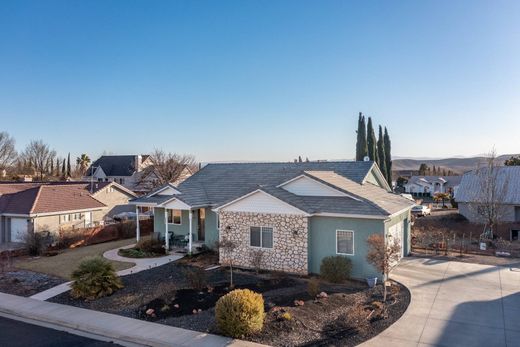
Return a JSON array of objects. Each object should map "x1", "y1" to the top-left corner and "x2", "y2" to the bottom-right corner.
[{"x1": 361, "y1": 257, "x2": 520, "y2": 347}]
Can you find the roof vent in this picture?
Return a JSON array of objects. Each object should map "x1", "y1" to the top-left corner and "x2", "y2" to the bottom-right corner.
[{"x1": 363, "y1": 156, "x2": 370, "y2": 162}]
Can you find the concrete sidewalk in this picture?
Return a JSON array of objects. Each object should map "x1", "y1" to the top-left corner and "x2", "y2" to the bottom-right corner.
[
  {"x1": 0, "y1": 292, "x2": 265, "y2": 347},
  {"x1": 30, "y1": 244, "x2": 183, "y2": 301}
]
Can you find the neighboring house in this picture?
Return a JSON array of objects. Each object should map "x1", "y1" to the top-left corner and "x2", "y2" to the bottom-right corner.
[
  {"x1": 85, "y1": 155, "x2": 154, "y2": 193},
  {"x1": 85, "y1": 154, "x2": 193, "y2": 194},
  {"x1": 404, "y1": 176, "x2": 462, "y2": 197},
  {"x1": 131, "y1": 161, "x2": 414, "y2": 279},
  {"x1": 0, "y1": 181, "x2": 136, "y2": 244},
  {"x1": 456, "y1": 167, "x2": 520, "y2": 231}
]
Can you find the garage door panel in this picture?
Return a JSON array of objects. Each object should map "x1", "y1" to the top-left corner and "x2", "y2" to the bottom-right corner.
[{"x1": 11, "y1": 218, "x2": 28, "y2": 242}]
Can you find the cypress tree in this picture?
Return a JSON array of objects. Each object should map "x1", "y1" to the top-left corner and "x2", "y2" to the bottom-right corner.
[
  {"x1": 366, "y1": 117, "x2": 377, "y2": 162},
  {"x1": 61, "y1": 159, "x2": 66, "y2": 177},
  {"x1": 383, "y1": 127, "x2": 392, "y2": 187},
  {"x1": 67, "y1": 153, "x2": 71, "y2": 177},
  {"x1": 50, "y1": 159, "x2": 54, "y2": 176},
  {"x1": 355, "y1": 113, "x2": 368, "y2": 161},
  {"x1": 377, "y1": 125, "x2": 387, "y2": 179},
  {"x1": 56, "y1": 158, "x2": 60, "y2": 176}
]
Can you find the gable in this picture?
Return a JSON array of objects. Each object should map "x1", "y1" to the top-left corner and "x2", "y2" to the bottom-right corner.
[
  {"x1": 363, "y1": 164, "x2": 391, "y2": 191},
  {"x1": 157, "y1": 186, "x2": 181, "y2": 195},
  {"x1": 219, "y1": 190, "x2": 308, "y2": 215},
  {"x1": 279, "y1": 175, "x2": 347, "y2": 197},
  {"x1": 162, "y1": 198, "x2": 191, "y2": 210}
]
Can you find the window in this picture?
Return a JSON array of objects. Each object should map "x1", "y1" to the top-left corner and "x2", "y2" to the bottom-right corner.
[
  {"x1": 336, "y1": 230, "x2": 354, "y2": 255},
  {"x1": 60, "y1": 214, "x2": 71, "y2": 224},
  {"x1": 167, "y1": 209, "x2": 182, "y2": 225},
  {"x1": 250, "y1": 226, "x2": 273, "y2": 249},
  {"x1": 119, "y1": 178, "x2": 125, "y2": 185}
]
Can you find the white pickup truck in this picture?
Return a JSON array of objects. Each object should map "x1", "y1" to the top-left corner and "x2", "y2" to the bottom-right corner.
[{"x1": 411, "y1": 204, "x2": 431, "y2": 217}]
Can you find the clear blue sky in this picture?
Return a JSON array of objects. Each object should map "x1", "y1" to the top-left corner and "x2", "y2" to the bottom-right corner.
[{"x1": 1, "y1": 0, "x2": 519, "y2": 162}]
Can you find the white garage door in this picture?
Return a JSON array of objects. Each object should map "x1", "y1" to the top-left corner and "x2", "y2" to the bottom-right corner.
[
  {"x1": 10, "y1": 218, "x2": 29, "y2": 242},
  {"x1": 388, "y1": 221, "x2": 404, "y2": 259}
]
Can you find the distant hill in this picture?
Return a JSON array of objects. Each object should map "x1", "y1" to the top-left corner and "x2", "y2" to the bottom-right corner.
[{"x1": 392, "y1": 154, "x2": 518, "y2": 175}]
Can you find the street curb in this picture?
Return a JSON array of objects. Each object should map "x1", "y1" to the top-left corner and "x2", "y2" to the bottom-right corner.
[{"x1": 0, "y1": 293, "x2": 265, "y2": 347}]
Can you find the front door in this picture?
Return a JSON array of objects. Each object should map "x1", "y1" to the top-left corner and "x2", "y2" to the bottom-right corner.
[{"x1": 197, "y1": 209, "x2": 205, "y2": 241}]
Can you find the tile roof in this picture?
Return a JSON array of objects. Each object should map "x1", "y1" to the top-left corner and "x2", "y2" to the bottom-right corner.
[
  {"x1": 0, "y1": 182, "x2": 107, "y2": 215},
  {"x1": 135, "y1": 161, "x2": 413, "y2": 217},
  {"x1": 86, "y1": 155, "x2": 141, "y2": 177}
]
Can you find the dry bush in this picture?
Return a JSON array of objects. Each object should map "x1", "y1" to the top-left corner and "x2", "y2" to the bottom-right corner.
[
  {"x1": 307, "y1": 277, "x2": 321, "y2": 298},
  {"x1": 184, "y1": 267, "x2": 207, "y2": 292},
  {"x1": 249, "y1": 249, "x2": 264, "y2": 274},
  {"x1": 22, "y1": 230, "x2": 48, "y2": 256},
  {"x1": 0, "y1": 252, "x2": 12, "y2": 273}
]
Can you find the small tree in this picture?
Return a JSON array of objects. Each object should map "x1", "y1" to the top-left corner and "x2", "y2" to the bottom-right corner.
[
  {"x1": 217, "y1": 236, "x2": 238, "y2": 288},
  {"x1": 433, "y1": 192, "x2": 450, "y2": 208},
  {"x1": 366, "y1": 234, "x2": 401, "y2": 302}
]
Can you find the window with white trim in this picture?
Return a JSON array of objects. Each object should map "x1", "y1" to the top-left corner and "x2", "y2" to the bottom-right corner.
[
  {"x1": 336, "y1": 230, "x2": 354, "y2": 255},
  {"x1": 250, "y1": 226, "x2": 273, "y2": 249},
  {"x1": 167, "y1": 209, "x2": 182, "y2": 225}
]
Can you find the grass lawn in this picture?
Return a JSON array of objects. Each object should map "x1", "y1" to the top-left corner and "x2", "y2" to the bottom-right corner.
[{"x1": 15, "y1": 238, "x2": 136, "y2": 280}]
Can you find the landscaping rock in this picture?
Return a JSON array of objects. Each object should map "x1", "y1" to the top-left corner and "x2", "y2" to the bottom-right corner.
[
  {"x1": 294, "y1": 300, "x2": 304, "y2": 306},
  {"x1": 317, "y1": 291, "x2": 328, "y2": 299}
]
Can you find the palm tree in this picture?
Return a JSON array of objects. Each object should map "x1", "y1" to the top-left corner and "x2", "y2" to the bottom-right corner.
[{"x1": 76, "y1": 154, "x2": 91, "y2": 174}]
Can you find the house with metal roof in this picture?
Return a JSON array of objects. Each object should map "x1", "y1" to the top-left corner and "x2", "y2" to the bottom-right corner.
[
  {"x1": 456, "y1": 167, "x2": 520, "y2": 233},
  {"x1": 131, "y1": 161, "x2": 414, "y2": 279},
  {"x1": 0, "y1": 181, "x2": 136, "y2": 244}
]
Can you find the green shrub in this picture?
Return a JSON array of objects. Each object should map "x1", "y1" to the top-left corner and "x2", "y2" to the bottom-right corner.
[
  {"x1": 215, "y1": 289, "x2": 265, "y2": 337},
  {"x1": 320, "y1": 256, "x2": 352, "y2": 283},
  {"x1": 70, "y1": 256, "x2": 123, "y2": 300}
]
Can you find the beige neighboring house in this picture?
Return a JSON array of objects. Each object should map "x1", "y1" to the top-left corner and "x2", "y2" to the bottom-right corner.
[
  {"x1": 84, "y1": 154, "x2": 194, "y2": 194},
  {"x1": 84, "y1": 155, "x2": 155, "y2": 193},
  {"x1": 0, "y1": 181, "x2": 136, "y2": 244}
]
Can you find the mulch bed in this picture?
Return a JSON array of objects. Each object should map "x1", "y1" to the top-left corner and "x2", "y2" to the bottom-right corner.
[
  {"x1": 0, "y1": 270, "x2": 66, "y2": 297},
  {"x1": 49, "y1": 257, "x2": 410, "y2": 346}
]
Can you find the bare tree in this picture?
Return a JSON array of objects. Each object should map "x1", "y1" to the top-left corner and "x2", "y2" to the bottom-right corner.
[
  {"x1": 216, "y1": 235, "x2": 238, "y2": 288},
  {"x1": 0, "y1": 131, "x2": 17, "y2": 170},
  {"x1": 366, "y1": 234, "x2": 401, "y2": 302},
  {"x1": 139, "y1": 149, "x2": 196, "y2": 188},
  {"x1": 22, "y1": 140, "x2": 56, "y2": 180},
  {"x1": 472, "y1": 149, "x2": 509, "y2": 239}
]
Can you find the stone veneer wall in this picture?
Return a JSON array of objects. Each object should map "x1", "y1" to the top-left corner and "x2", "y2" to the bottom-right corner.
[{"x1": 218, "y1": 211, "x2": 308, "y2": 274}]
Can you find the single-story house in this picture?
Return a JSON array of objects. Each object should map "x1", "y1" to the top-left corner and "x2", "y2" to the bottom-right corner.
[
  {"x1": 131, "y1": 161, "x2": 414, "y2": 279},
  {"x1": 0, "y1": 181, "x2": 136, "y2": 244},
  {"x1": 456, "y1": 167, "x2": 520, "y2": 240},
  {"x1": 404, "y1": 175, "x2": 462, "y2": 197}
]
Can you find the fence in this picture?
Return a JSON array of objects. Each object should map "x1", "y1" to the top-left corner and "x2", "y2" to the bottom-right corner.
[{"x1": 411, "y1": 230, "x2": 520, "y2": 258}]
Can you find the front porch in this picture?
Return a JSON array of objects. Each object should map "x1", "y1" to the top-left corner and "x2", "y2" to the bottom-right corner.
[{"x1": 129, "y1": 184, "x2": 220, "y2": 254}]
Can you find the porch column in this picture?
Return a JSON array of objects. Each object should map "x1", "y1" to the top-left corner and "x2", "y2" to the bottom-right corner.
[
  {"x1": 188, "y1": 210, "x2": 193, "y2": 254},
  {"x1": 135, "y1": 205, "x2": 140, "y2": 242},
  {"x1": 164, "y1": 208, "x2": 169, "y2": 250}
]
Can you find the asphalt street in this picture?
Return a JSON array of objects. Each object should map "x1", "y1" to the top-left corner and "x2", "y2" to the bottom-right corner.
[{"x1": 0, "y1": 316, "x2": 123, "y2": 347}]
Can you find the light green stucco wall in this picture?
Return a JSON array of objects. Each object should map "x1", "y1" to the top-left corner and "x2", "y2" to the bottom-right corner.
[
  {"x1": 308, "y1": 216, "x2": 384, "y2": 279},
  {"x1": 204, "y1": 208, "x2": 219, "y2": 248},
  {"x1": 153, "y1": 207, "x2": 221, "y2": 245},
  {"x1": 153, "y1": 208, "x2": 199, "y2": 241},
  {"x1": 384, "y1": 209, "x2": 411, "y2": 255},
  {"x1": 364, "y1": 170, "x2": 387, "y2": 189}
]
